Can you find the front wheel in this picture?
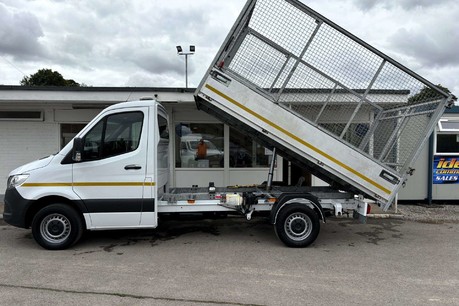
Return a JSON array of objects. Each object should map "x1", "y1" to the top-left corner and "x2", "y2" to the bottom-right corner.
[
  {"x1": 32, "y1": 204, "x2": 83, "y2": 250},
  {"x1": 274, "y1": 204, "x2": 320, "y2": 248}
]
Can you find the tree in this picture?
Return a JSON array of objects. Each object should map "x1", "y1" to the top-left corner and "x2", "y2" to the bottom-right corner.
[
  {"x1": 20, "y1": 68, "x2": 80, "y2": 87},
  {"x1": 407, "y1": 84, "x2": 451, "y2": 104}
]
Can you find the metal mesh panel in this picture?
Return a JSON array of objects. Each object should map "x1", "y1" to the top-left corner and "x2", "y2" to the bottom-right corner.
[
  {"x1": 375, "y1": 101, "x2": 440, "y2": 172},
  {"x1": 371, "y1": 62, "x2": 425, "y2": 104},
  {"x1": 303, "y1": 23, "x2": 384, "y2": 90},
  {"x1": 229, "y1": 34, "x2": 288, "y2": 89},
  {"x1": 249, "y1": 0, "x2": 318, "y2": 57},
  {"x1": 222, "y1": 0, "x2": 451, "y2": 176}
]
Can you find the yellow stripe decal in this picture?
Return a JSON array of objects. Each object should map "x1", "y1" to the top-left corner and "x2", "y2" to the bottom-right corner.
[
  {"x1": 22, "y1": 183, "x2": 72, "y2": 187},
  {"x1": 22, "y1": 182, "x2": 156, "y2": 187},
  {"x1": 205, "y1": 83, "x2": 390, "y2": 195}
]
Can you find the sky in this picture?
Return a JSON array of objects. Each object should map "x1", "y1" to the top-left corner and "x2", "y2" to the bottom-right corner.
[{"x1": 0, "y1": 0, "x2": 458, "y2": 97}]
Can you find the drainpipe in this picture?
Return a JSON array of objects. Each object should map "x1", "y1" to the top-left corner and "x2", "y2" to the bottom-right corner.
[{"x1": 427, "y1": 133, "x2": 434, "y2": 205}]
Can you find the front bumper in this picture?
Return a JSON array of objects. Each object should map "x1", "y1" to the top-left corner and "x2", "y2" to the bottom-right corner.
[{"x1": 3, "y1": 188, "x2": 32, "y2": 228}]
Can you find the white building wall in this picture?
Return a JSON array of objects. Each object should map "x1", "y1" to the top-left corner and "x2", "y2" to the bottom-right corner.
[
  {"x1": 0, "y1": 101, "x2": 280, "y2": 192},
  {"x1": 0, "y1": 119, "x2": 59, "y2": 191},
  {"x1": 398, "y1": 143, "x2": 429, "y2": 201}
]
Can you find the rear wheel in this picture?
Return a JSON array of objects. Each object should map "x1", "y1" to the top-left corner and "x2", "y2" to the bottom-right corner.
[
  {"x1": 32, "y1": 204, "x2": 83, "y2": 250},
  {"x1": 275, "y1": 204, "x2": 320, "y2": 248}
]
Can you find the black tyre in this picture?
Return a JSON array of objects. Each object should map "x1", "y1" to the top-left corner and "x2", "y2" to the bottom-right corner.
[
  {"x1": 32, "y1": 204, "x2": 83, "y2": 250},
  {"x1": 274, "y1": 204, "x2": 320, "y2": 248}
]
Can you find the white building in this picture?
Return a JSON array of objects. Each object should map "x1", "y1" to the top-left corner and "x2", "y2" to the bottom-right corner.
[
  {"x1": 1, "y1": 85, "x2": 458, "y2": 204},
  {"x1": 399, "y1": 106, "x2": 459, "y2": 203},
  {"x1": 0, "y1": 86, "x2": 284, "y2": 193}
]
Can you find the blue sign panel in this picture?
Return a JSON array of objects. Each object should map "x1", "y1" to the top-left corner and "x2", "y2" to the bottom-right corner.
[{"x1": 433, "y1": 156, "x2": 459, "y2": 184}]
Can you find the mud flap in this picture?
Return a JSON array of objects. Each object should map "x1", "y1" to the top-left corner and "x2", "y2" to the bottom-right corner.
[{"x1": 353, "y1": 202, "x2": 368, "y2": 224}]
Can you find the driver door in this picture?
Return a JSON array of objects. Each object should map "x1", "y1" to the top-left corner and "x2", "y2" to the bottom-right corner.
[{"x1": 72, "y1": 108, "x2": 148, "y2": 229}]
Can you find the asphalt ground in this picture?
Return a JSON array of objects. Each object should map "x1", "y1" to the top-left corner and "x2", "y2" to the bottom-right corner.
[{"x1": 0, "y1": 214, "x2": 458, "y2": 305}]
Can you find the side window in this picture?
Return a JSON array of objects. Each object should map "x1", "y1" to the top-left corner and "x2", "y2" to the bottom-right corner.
[
  {"x1": 82, "y1": 120, "x2": 104, "y2": 160},
  {"x1": 82, "y1": 112, "x2": 144, "y2": 161},
  {"x1": 158, "y1": 115, "x2": 169, "y2": 140}
]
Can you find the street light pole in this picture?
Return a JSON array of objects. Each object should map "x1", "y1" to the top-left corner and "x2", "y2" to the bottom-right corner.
[
  {"x1": 185, "y1": 53, "x2": 189, "y2": 88},
  {"x1": 176, "y1": 45, "x2": 195, "y2": 88}
]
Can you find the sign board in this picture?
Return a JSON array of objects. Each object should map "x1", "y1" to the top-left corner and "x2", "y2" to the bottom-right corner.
[{"x1": 433, "y1": 156, "x2": 459, "y2": 184}]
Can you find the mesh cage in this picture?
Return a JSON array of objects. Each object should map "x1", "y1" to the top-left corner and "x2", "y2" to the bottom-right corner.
[{"x1": 222, "y1": 0, "x2": 451, "y2": 176}]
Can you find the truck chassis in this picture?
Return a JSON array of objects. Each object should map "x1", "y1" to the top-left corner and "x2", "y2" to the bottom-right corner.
[{"x1": 159, "y1": 185, "x2": 367, "y2": 247}]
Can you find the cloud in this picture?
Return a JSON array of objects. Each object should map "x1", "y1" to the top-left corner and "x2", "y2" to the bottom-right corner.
[
  {"x1": 389, "y1": 27, "x2": 459, "y2": 68},
  {"x1": 0, "y1": 3, "x2": 45, "y2": 60},
  {"x1": 353, "y1": 0, "x2": 452, "y2": 10},
  {"x1": 0, "y1": 0, "x2": 457, "y2": 97},
  {"x1": 308, "y1": 0, "x2": 459, "y2": 95},
  {"x1": 385, "y1": 3, "x2": 459, "y2": 71},
  {"x1": 118, "y1": 46, "x2": 185, "y2": 75},
  {"x1": 125, "y1": 72, "x2": 183, "y2": 87},
  {"x1": 22, "y1": 0, "x2": 232, "y2": 78}
]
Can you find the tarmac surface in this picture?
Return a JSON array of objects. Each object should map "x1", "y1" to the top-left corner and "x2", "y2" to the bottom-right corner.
[
  {"x1": 1, "y1": 195, "x2": 458, "y2": 305},
  {"x1": 0, "y1": 210, "x2": 458, "y2": 305}
]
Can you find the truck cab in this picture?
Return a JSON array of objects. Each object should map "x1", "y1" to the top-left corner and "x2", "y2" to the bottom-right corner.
[{"x1": 4, "y1": 99, "x2": 168, "y2": 249}]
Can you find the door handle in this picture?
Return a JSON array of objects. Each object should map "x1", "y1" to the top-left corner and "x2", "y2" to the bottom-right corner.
[{"x1": 124, "y1": 164, "x2": 142, "y2": 170}]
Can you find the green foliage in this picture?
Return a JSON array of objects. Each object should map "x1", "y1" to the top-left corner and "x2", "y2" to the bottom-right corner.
[
  {"x1": 20, "y1": 68, "x2": 80, "y2": 87},
  {"x1": 408, "y1": 84, "x2": 451, "y2": 104}
]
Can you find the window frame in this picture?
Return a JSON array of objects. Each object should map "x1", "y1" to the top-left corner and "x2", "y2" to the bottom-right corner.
[{"x1": 438, "y1": 118, "x2": 459, "y2": 132}]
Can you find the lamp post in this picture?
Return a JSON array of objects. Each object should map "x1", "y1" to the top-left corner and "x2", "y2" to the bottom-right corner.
[{"x1": 176, "y1": 45, "x2": 195, "y2": 88}]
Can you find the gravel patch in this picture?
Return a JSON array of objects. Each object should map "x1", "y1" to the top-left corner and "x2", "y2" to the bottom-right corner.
[{"x1": 396, "y1": 204, "x2": 459, "y2": 223}]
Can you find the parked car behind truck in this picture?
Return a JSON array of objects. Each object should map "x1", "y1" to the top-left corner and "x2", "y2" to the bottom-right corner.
[{"x1": 179, "y1": 134, "x2": 223, "y2": 168}]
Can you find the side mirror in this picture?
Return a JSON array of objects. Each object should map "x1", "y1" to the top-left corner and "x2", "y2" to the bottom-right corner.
[{"x1": 72, "y1": 138, "x2": 84, "y2": 162}]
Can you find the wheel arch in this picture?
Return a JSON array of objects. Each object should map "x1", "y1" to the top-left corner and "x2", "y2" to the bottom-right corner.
[
  {"x1": 25, "y1": 196, "x2": 86, "y2": 229},
  {"x1": 270, "y1": 193, "x2": 325, "y2": 225}
]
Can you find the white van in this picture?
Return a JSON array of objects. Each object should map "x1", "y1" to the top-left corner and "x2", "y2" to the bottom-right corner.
[{"x1": 4, "y1": 99, "x2": 368, "y2": 250}]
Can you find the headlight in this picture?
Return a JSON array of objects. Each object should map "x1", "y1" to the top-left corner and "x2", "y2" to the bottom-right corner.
[{"x1": 7, "y1": 174, "x2": 29, "y2": 189}]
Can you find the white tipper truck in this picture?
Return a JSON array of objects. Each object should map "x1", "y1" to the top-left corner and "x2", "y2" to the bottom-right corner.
[{"x1": 3, "y1": 0, "x2": 455, "y2": 250}]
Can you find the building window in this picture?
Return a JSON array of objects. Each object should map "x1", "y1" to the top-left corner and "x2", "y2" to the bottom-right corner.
[
  {"x1": 436, "y1": 119, "x2": 459, "y2": 154},
  {"x1": 229, "y1": 127, "x2": 271, "y2": 168},
  {"x1": 319, "y1": 122, "x2": 369, "y2": 150},
  {"x1": 436, "y1": 134, "x2": 459, "y2": 154},
  {"x1": 61, "y1": 124, "x2": 87, "y2": 148},
  {"x1": 0, "y1": 110, "x2": 43, "y2": 121},
  {"x1": 175, "y1": 123, "x2": 224, "y2": 168},
  {"x1": 438, "y1": 119, "x2": 459, "y2": 132}
]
